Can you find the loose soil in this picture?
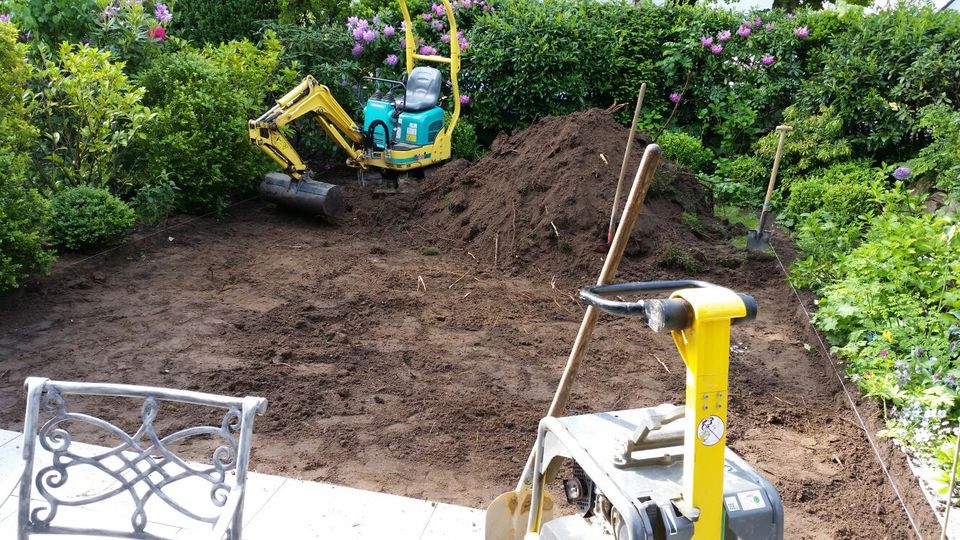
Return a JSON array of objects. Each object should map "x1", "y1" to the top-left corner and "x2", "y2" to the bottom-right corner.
[{"x1": 0, "y1": 110, "x2": 940, "y2": 538}]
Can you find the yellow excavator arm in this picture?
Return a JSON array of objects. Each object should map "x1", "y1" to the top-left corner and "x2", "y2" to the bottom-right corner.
[{"x1": 248, "y1": 76, "x2": 366, "y2": 179}]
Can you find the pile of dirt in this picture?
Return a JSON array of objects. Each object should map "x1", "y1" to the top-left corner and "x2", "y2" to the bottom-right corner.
[{"x1": 413, "y1": 109, "x2": 730, "y2": 279}]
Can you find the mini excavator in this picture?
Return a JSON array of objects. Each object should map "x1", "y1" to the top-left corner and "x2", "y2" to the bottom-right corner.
[{"x1": 248, "y1": 0, "x2": 462, "y2": 219}]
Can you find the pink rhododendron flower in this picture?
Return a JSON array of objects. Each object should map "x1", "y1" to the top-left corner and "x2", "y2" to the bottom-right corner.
[
  {"x1": 154, "y1": 2, "x2": 172, "y2": 23},
  {"x1": 710, "y1": 44, "x2": 723, "y2": 55},
  {"x1": 794, "y1": 26, "x2": 809, "y2": 39},
  {"x1": 753, "y1": 16, "x2": 762, "y2": 28},
  {"x1": 669, "y1": 92, "x2": 681, "y2": 104},
  {"x1": 717, "y1": 30, "x2": 731, "y2": 42},
  {"x1": 422, "y1": 13, "x2": 432, "y2": 21},
  {"x1": 737, "y1": 24, "x2": 751, "y2": 37},
  {"x1": 0, "y1": 13, "x2": 10, "y2": 23},
  {"x1": 362, "y1": 29, "x2": 377, "y2": 42},
  {"x1": 399, "y1": 38, "x2": 406, "y2": 47},
  {"x1": 385, "y1": 54, "x2": 399, "y2": 66},
  {"x1": 433, "y1": 20, "x2": 444, "y2": 31},
  {"x1": 441, "y1": 33, "x2": 451, "y2": 43},
  {"x1": 147, "y1": 26, "x2": 166, "y2": 40},
  {"x1": 462, "y1": 0, "x2": 473, "y2": 7},
  {"x1": 459, "y1": 38, "x2": 469, "y2": 49},
  {"x1": 383, "y1": 25, "x2": 395, "y2": 37},
  {"x1": 460, "y1": 94, "x2": 471, "y2": 105},
  {"x1": 761, "y1": 54, "x2": 775, "y2": 65},
  {"x1": 352, "y1": 42, "x2": 364, "y2": 57},
  {"x1": 419, "y1": 44, "x2": 437, "y2": 55},
  {"x1": 432, "y1": 3, "x2": 445, "y2": 15},
  {"x1": 700, "y1": 36, "x2": 713, "y2": 47},
  {"x1": 353, "y1": 27, "x2": 364, "y2": 40},
  {"x1": 347, "y1": 16, "x2": 359, "y2": 28},
  {"x1": 764, "y1": 22, "x2": 774, "y2": 31}
]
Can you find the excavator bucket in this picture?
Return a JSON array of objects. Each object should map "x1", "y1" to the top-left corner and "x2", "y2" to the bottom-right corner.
[{"x1": 259, "y1": 172, "x2": 345, "y2": 220}]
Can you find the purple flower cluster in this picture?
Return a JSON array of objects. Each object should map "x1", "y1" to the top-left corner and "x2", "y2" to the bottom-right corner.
[
  {"x1": 459, "y1": 94, "x2": 471, "y2": 105},
  {"x1": 893, "y1": 166, "x2": 912, "y2": 180},
  {"x1": 347, "y1": 3, "x2": 479, "y2": 65},
  {"x1": 154, "y1": 2, "x2": 172, "y2": 23},
  {"x1": 669, "y1": 92, "x2": 681, "y2": 104},
  {"x1": 698, "y1": 16, "x2": 807, "y2": 63},
  {"x1": 0, "y1": 13, "x2": 10, "y2": 23}
]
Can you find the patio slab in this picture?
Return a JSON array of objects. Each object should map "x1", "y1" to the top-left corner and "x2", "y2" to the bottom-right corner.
[{"x1": 0, "y1": 429, "x2": 485, "y2": 539}]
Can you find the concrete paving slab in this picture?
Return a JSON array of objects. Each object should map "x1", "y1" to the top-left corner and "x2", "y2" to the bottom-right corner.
[{"x1": 0, "y1": 430, "x2": 486, "y2": 539}]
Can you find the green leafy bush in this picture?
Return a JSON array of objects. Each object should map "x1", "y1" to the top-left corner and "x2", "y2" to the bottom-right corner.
[
  {"x1": 131, "y1": 34, "x2": 292, "y2": 213},
  {"x1": 92, "y1": 0, "x2": 171, "y2": 71},
  {"x1": 31, "y1": 43, "x2": 155, "y2": 192},
  {"x1": 715, "y1": 155, "x2": 767, "y2": 187},
  {"x1": 658, "y1": 130, "x2": 713, "y2": 172},
  {"x1": 50, "y1": 186, "x2": 136, "y2": 251},
  {"x1": 130, "y1": 177, "x2": 179, "y2": 225},
  {"x1": 797, "y1": 6, "x2": 960, "y2": 159},
  {"x1": 753, "y1": 105, "x2": 852, "y2": 184},
  {"x1": 5, "y1": 0, "x2": 98, "y2": 44},
  {"x1": 451, "y1": 116, "x2": 483, "y2": 161},
  {"x1": 0, "y1": 21, "x2": 54, "y2": 289},
  {"x1": 812, "y1": 212, "x2": 960, "y2": 459},
  {"x1": 176, "y1": 0, "x2": 279, "y2": 44},
  {"x1": 910, "y1": 105, "x2": 960, "y2": 197},
  {"x1": 784, "y1": 160, "x2": 885, "y2": 223},
  {"x1": 463, "y1": 0, "x2": 616, "y2": 133}
]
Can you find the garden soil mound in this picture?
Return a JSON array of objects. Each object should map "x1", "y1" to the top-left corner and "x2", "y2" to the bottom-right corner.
[{"x1": 413, "y1": 108, "x2": 726, "y2": 278}]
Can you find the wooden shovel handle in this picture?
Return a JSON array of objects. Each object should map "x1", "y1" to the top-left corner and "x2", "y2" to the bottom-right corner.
[{"x1": 548, "y1": 143, "x2": 662, "y2": 417}]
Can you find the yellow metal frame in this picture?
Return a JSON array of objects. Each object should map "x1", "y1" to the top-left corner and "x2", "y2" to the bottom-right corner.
[
  {"x1": 248, "y1": 0, "x2": 460, "y2": 178},
  {"x1": 670, "y1": 287, "x2": 748, "y2": 539}
]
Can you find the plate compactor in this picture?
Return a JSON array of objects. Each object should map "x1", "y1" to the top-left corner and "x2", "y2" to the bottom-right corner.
[
  {"x1": 248, "y1": 0, "x2": 462, "y2": 219},
  {"x1": 488, "y1": 280, "x2": 784, "y2": 540}
]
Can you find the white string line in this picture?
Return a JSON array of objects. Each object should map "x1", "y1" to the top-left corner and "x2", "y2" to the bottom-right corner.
[
  {"x1": 59, "y1": 196, "x2": 260, "y2": 271},
  {"x1": 770, "y1": 243, "x2": 925, "y2": 540}
]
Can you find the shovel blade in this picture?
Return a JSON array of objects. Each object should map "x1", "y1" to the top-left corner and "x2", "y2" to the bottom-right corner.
[
  {"x1": 485, "y1": 489, "x2": 554, "y2": 540},
  {"x1": 746, "y1": 229, "x2": 770, "y2": 252}
]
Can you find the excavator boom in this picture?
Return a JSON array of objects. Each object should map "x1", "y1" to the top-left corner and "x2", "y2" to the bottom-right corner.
[{"x1": 249, "y1": 76, "x2": 365, "y2": 179}]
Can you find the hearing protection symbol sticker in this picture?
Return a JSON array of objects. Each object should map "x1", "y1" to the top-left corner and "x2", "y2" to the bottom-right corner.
[{"x1": 697, "y1": 415, "x2": 725, "y2": 446}]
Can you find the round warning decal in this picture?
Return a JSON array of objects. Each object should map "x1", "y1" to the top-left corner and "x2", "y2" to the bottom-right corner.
[{"x1": 697, "y1": 415, "x2": 725, "y2": 446}]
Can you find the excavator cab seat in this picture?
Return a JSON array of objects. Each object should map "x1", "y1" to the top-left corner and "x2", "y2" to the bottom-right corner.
[{"x1": 402, "y1": 67, "x2": 442, "y2": 112}]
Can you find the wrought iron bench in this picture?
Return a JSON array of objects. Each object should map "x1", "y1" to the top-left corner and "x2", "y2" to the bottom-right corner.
[{"x1": 1, "y1": 377, "x2": 268, "y2": 539}]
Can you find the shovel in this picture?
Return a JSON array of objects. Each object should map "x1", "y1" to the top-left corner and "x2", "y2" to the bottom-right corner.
[
  {"x1": 602, "y1": 83, "x2": 647, "y2": 249},
  {"x1": 747, "y1": 125, "x2": 792, "y2": 251},
  {"x1": 485, "y1": 143, "x2": 663, "y2": 540}
]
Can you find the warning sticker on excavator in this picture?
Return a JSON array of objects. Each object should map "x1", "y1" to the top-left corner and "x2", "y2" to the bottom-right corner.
[
  {"x1": 696, "y1": 415, "x2": 724, "y2": 446},
  {"x1": 406, "y1": 123, "x2": 418, "y2": 142},
  {"x1": 737, "y1": 490, "x2": 766, "y2": 511}
]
